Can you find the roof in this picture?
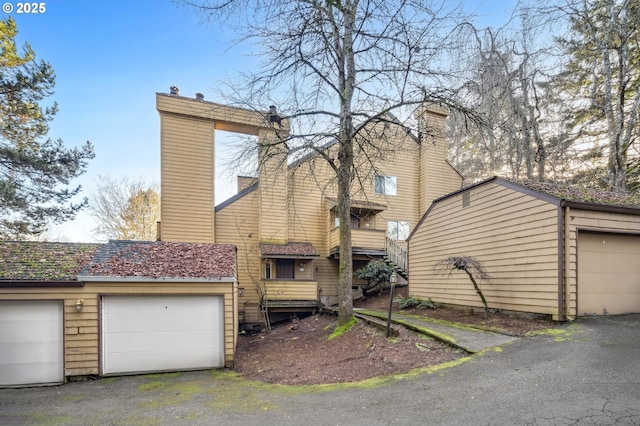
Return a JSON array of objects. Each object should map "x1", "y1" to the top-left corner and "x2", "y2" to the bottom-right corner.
[
  {"x1": 512, "y1": 179, "x2": 640, "y2": 208},
  {"x1": 80, "y1": 240, "x2": 236, "y2": 280},
  {"x1": 409, "y1": 176, "x2": 640, "y2": 241},
  {"x1": 0, "y1": 241, "x2": 101, "y2": 281},
  {"x1": 259, "y1": 242, "x2": 319, "y2": 258},
  {"x1": 325, "y1": 197, "x2": 388, "y2": 212}
]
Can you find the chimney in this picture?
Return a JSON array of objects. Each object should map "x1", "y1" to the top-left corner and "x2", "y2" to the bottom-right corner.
[
  {"x1": 195, "y1": 92, "x2": 205, "y2": 101},
  {"x1": 169, "y1": 86, "x2": 180, "y2": 96}
]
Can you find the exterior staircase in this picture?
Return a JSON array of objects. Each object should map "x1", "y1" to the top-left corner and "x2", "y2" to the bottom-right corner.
[{"x1": 385, "y1": 237, "x2": 408, "y2": 278}]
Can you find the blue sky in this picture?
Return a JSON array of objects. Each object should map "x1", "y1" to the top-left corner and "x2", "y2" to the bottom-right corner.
[{"x1": 5, "y1": 0, "x2": 519, "y2": 242}]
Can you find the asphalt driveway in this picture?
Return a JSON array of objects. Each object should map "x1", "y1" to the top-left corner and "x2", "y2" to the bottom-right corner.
[{"x1": 1, "y1": 315, "x2": 639, "y2": 425}]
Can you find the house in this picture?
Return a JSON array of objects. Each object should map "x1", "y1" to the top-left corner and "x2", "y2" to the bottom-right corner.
[
  {"x1": 0, "y1": 240, "x2": 237, "y2": 387},
  {"x1": 155, "y1": 92, "x2": 463, "y2": 327},
  {"x1": 408, "y1": 177, "x2": 640, "y2": 321}
]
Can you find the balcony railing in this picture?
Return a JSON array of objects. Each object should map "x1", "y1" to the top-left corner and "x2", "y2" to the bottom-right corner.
[
  {"x1": 328, "y1": 227, "x2": 386, "y2": 252},
  {"x1": 385, "y1": 237, "x2": 408, "y2": 273},
  {"x1": 264, "y1": 279, "x2": 318, "y2": 301}
]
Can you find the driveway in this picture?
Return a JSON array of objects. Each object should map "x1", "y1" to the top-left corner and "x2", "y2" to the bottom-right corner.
[{"x1": 1, "y1": 315, "x2": 639, "y2": 425}]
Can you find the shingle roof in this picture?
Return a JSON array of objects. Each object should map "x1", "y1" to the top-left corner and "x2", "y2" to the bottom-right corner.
[
  {"x1": 513, "y1": 179, "x2": 640, "y2": 208},
  {"x1": 259, "y1": 242, "x2": 319, "y2": 257},
  {"x1": 0, "y1": 241, "x2": 101, "y2": 281},
  {"x1": 81, "y1": 240, "x2": 236, "y2": 279}
]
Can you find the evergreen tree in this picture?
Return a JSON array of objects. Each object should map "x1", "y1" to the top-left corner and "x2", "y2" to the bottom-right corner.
[
  {"x1": 554, "y1": 0, "x2": 640, "y2": 191},
  {"x1": 0, "y1": 17, "x2": 94, "y2": 239}
]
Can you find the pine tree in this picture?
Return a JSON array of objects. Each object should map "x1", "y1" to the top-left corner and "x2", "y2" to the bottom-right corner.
[
  {"x1": 0, "y1": 17, "x2": 94, "y2": 239},
  {"x1": 554, "y1": 0, "x2": 640, "y2": 191}
]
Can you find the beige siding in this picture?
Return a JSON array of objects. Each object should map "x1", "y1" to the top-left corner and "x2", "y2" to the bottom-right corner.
[
  {"x1": 215, "y1": 190, "x2": 263, "y2": 325},
  {"x1": 158, "y1": 94, "x2": 463, "y2": 319},
  {"x1": 265, "y1": 280, "x2": 318, "y2": 301},
  {"x1": 160, "y1": 113, "x2": 215, "y2": 242},
  {"x1": 258, "y1": 129, "x2": 289, "y2": 244},
  {"x1": 419, "y1": 107, "x2": 463, "y2": 212},
  {"x1": 0, "y1": 281, "x2": 236, "y2": 377},
  {"x1": 409, "y1": 182, "x2": 560, "y2": 316}
]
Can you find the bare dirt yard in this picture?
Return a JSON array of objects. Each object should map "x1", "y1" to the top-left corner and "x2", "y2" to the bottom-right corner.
[{"x1": 234, "y1": 287, "x2": 556, "y2": 385}]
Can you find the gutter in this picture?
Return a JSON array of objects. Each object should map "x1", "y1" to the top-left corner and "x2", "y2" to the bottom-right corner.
[
  {"x1": 77, "y1": 276, "x2": 236, "y2": 283},
  {"x1": 0, "y1": 280, "x2": 83, "y2": 288},
  {"x1": 557, "y1": 202, "x2": 566, "y2": 321}
]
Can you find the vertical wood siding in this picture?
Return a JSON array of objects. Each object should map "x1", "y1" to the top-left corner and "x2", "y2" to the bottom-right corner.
[{"x1": 409, "y1": 182, "x2": 560, "y2": 315}]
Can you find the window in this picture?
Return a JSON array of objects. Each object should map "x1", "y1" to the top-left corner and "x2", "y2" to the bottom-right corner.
[
  {"x1": 387, "y1": 220, "x2": 410, "y2": 240},
  {"x1": 374, "y1": 175, "x2": 397, "y2": 195},
  {"x1": 264, "y1": 261, "x2": 272, "y2": 279},
  {"x1": 276, "y1": 259, "x2": 295, "y2": 279}
]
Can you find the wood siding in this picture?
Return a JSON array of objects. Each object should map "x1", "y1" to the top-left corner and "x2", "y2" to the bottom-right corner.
[
  {"x1": 264, "y1": 280, "x2": 318, "y2": 301},
  {"x1": 158, "y1": 94, "x2": 463, "y2": 321},
  {"x1": 214, "y1": 190, "x2": 262, "y2": 325},
  {"x1": 258, "y1": 129, "x2": 288, "y2": 244},
  {"x1": 160, "y1": 112, "x2": 215, "y2": 242},
  {"x1": 0, "y1": 281, "x2": 237, "y2": 377},
  {"x1": 409, "y1": 182, "x2": 560, "y2": 316}
]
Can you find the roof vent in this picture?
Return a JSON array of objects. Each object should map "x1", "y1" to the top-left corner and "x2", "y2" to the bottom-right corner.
[
  {"x1": 169, "y1": 86, "x2": 180, "y2": 96},
  {"x1": 195, "y1": 92, "x2": 205, "y2": 101}
]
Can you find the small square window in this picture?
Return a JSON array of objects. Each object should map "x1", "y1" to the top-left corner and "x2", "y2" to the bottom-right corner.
[{"x1": 374, "y1": 175, "x2": 397, "y2": 195}]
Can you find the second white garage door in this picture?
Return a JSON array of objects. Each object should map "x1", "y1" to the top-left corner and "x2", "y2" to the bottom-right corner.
[
  {"x1": 0, "y1": 300, "x2": 64, "y2": 387},
  {"x1": 101, "y1": 295, "x2": 224, "y2": 375},
  {"x1": 578, "y1": 232, "x2": 640, "y2": 316}
]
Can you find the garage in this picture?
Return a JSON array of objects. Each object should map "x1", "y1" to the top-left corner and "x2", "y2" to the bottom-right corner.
[
  {"x1": 101, "y1": 295, "x2": 225, "y2": 375},
  {"x1": 578, "y1": 232, "x2": 640, "y2": 316},
  {"x1": 0, "y1": 300, "x2": 64, "y2": 387}
]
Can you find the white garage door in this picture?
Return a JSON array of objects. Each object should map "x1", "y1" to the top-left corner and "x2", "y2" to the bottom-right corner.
[
  {"x1": 101, "y1": 295, "x2": 224, "y2": 375},
  {"x1": 0, "y1": 301, "x2": 64, "y2": 387},
  {"x1": 578, "y1": 232, "x2": 640, "y2": 316}
]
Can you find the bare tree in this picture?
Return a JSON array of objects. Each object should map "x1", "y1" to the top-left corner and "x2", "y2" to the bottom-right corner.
[
  {"x1": 436, "y1": 256, "x2": 490, "y2": 318},
  {"x1": 448, "y1": 8, "x2": 561, "y2": 183},
  {"x1": 185, "y1": 0, "x2": 477, "y2": 324},
  {"x1": 88, "y1": 176, "x2": 160, "y2": 241}
]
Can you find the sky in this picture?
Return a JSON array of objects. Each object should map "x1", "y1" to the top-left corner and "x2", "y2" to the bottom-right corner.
[{"x1": 4, "y1": 0, "x2": 519, "y2": 242}]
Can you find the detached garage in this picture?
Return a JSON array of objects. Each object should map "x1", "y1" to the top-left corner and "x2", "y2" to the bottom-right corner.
[
  {"x1": 408, "y1": 177, "x2": 640, "y2": 320},
  {"x1": 1, "y1": 240, "x2": 238, "y2": 386}
]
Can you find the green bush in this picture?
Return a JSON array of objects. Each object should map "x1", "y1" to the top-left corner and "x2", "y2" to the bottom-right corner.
[{"x1": 394, "y1": 295, "x2": 437, "y2": 310}]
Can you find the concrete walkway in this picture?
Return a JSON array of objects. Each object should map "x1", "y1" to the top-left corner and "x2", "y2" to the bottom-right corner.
[{"x1": 354, "y1": 308, "x2": 519, "y2": 353}]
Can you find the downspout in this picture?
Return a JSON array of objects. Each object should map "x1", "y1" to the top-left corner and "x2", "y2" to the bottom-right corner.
[
  {"x1": 557, "y1": 201, "x2": 566, "y2": 321},
  {"x1": 564, "y1": 206, "x2": 573, "y2": 321}
]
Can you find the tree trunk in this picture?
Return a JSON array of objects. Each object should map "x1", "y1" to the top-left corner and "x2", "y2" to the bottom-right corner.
[{"x1": 336, "y1": 2, "x2": 356, "y2": 325}]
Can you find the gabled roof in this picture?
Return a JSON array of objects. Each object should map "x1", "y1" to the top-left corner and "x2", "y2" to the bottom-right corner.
[
  {"x1": 259, "y1": 242, "x2": 319, "y2": 258},
  {"x1": 0, "y1": 241, "x2": 101, "y2": 282},
  {"x1": 80, "y1": 240, "x2": 236, "y2": 280},
  {"x1": 409, "y1": 176, "x2": 640, "y2": 241}
]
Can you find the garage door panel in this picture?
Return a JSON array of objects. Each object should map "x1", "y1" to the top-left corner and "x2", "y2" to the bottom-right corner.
[
  {"x1": 105, "y1": 313, "x2": 219, "y2": 333},
  {"x1": 0, "y1": 301, "x2": 64, "y2": 387},
  {"x1": 579, "y1": 233, "x2": 640, "y2": 316},
  {"x1": 102, "y1": 296, "x2": 224, "y2": 375}
]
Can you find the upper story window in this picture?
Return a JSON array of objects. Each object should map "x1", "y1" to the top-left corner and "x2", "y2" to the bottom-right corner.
[
  {"x1": 387, "y1": 220, "x2": 410, "y2": 240},
  {"x1": 374, "y1": 175, "x2": 397, "y2": 196}
]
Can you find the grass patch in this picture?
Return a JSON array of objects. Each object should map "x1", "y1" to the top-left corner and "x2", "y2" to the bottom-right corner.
[{"x1": 328, "y1": 317, "x2": 358, "y2": 340}]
